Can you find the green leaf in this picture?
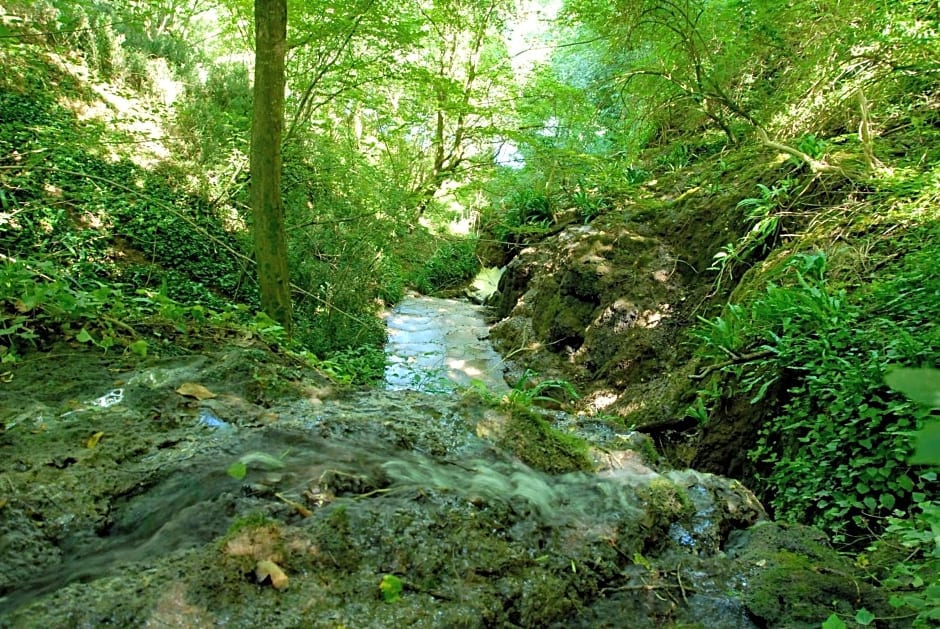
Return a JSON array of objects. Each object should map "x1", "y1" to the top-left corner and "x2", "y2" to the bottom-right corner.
[
  {"x1": 910, "y1": 422, "x2": 940, "y2": 465},
  {"x1": 885, "y1": 367, "x2": 940, "y2": 408},
  {"x1": 821, "y1": 613, "x2": 847, "y2": 629},
  {"x1": 227, "y1": 461, "x2": 247, "y2": 480},
  {"x1": 854, "y1": 608, "x2": 875, "y2": 625},
  {"x1": 379, "y1": 574, "x2": 403, "y2": 603},
  {"x1": 879, "y1": 493, "x2": 896, "y2": 510},
  {"x1": 76, "y1": 328, "x2": 93, "y2": 343},
  {"x1": 897, "y1": 475, "x2": 914, "y2": 492},
  {"x1": 128, "y1": 339, "x2": 148, "y2": 357}
]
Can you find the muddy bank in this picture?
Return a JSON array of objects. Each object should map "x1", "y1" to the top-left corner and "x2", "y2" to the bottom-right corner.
[{"x1": 0, "y1": 339, "x2": 894, "y2": 627}]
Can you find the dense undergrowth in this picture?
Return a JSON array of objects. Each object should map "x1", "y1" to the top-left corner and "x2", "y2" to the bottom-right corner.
[
  {"x1": 470, "y1": 1, "x2": 940, "y2": 623},
  {"x1": 0, "y1": 12, "x2": 479, "y2": 384},
  {"x1": 685, "y1": 155, "x2": 940, "y2": 623}
]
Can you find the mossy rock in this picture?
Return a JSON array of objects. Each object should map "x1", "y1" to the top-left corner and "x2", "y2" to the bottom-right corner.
[
  {"x1": 499, "y1": 406, "x2": 594, "y2": 473},
  {"x1": 729, "y1": 522, "x2": 897, "y2": 628},
  {"x1": 638, "y1": 477, "x2": 694, "y2": 521}
]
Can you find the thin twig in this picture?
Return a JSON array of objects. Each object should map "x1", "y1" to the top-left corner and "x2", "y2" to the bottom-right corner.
[{"x1": 689, "y1": 349, "x2": 776, "y2": 380}]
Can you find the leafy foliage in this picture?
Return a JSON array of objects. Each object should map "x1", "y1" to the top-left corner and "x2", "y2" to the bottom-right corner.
[
  {"x1": 408, "y1": 237, "x2": 481, "y2": 295},
  {"x1": 693, "y1": 249, "x2": 940, "y2": 544}
]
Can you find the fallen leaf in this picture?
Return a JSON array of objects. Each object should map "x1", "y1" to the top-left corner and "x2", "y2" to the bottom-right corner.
[
  {"x1": 255, "y1": 559, "x2": 289, "y2": 590},
  {"x1": 85, "y1": 431, "x2": 105, "y2": 448},
  {"x1": 175, "y1": 382, "x2": 217, "y2": 400},
  {"x1": 227, "y1": 461, "x2": 247, "y2": 480}
]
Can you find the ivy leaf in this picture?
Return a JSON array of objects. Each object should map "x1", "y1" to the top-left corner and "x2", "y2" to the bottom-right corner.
[
  {"x1": 75, "y1": 328, "x2": 93, "y2": 343},
  {"x1": 879, "y1": 493, "x2": 896, "y2": 510},
  {"x1": 910, "y1": 422, "x2": 940, "y2": 466},
  {"x1": 821, "y1": 613, "x2": 846, "y2": 629},
  {"x1": 854, "y1": 608, "x2": 875, "y2": 625},
  {"x1": 885, "y1": 367, "x2": 940, "y2": 408}
]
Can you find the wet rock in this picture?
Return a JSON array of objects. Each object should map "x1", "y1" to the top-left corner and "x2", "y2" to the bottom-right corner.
[
  {"x1": 728, "y1": 522, "x2": 899, "y2": 628},
  {"x1": 488, "y1": 219, "x2": 688, "y2": 422},
  {"x1": 0, "y1": 339, "x2": 883, "y2": 628}
]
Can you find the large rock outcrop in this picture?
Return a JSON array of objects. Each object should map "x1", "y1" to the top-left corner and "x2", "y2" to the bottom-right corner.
[{"x1": 488, "y1": 220, "x2": 695, "y2": 425}]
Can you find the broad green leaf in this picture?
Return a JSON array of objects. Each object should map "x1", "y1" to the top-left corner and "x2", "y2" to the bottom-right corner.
[
  {"x1": 821, "y1": 613, "x2": 846, "y2": 629},
  {"x1": 76, "y1": 328, "x2": 93, "y2": 343},
  {"x1": 854, "y1": 608, "x2": 875, "y2": 625},
  {"x1": 885, "y1": 368, "x2": 940, "y2": 408},
  {"x1": 897, "y1": 475, "x2": 914, "y2": 492},
  {"x1": 910, "y1": 422, "x2": 940, "y2": 466},
  {"x1": 879, "y1": 493, "x2": 895, "y2": 510},
  {"x1": 227, "y1": 461, "x2": 247, "y2": 480}
]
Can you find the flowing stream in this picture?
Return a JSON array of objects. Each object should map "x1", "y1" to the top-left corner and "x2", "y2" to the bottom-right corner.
[
  {"x1": 0, "y1": 295, "x2": 760, "y2": 627},
  {"x1": 383, "y1": 294, "x2": 509, "y2": 394}
]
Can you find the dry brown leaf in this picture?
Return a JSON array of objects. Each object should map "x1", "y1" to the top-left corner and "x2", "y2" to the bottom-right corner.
[
  {"x1": 175, "y1": 382, "x2": 217, "y2": 400},
  {"x1": 255, "y1": 559, "x2": 289, "y2": 590}
]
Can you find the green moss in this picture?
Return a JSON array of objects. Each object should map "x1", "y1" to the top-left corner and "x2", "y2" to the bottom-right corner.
[
  {"x1": 734, "y1": 523, "x2": 894, "y2": 628},
  {"x1": 635, "y1": 434, "x2": 664, "y2": 467},
  {"x1": 498, "y1": 406, "x2": 594, "y2": 473},
  {"x1": 221, "y1": 511, "x2": 276, "y2": 541},
  {"x1": 638, "y1": 477, "x2": 693, "y2": 520},
  {"x1": 308, "y1": 505, "x2": 360, "y2": 568}
]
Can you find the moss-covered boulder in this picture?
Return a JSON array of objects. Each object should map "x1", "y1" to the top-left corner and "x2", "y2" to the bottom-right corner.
[
  {"x1": 728, "y1": 522, "x2": 897, "y2": 628},
  {"x1": 498, "y1": 405, "x2": 594, "y2": 473}
]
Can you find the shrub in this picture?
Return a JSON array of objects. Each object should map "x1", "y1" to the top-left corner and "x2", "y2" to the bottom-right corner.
[
  {"x1": 693, "y1": 249, "x2": 940, "y2": 544},
  {"x1": 409, "y1": 237, "x2": 480, "y2": 294}
]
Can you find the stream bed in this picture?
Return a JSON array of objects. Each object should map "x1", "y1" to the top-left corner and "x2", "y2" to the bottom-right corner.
[
  {"x1": 384, "y1": 294, "x2": 508, "y2": 394},
  {"x1": 0, "y1": 298, "x2": 892, "y2": 627}
]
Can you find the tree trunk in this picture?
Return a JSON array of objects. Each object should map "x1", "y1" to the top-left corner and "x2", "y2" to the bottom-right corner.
[{"x1": 250, "y1": 0, "x2": 292, "y2": 336}]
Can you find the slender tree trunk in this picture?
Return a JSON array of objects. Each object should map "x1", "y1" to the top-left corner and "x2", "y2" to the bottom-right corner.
[{"x1": 251, "y1": 0, "x2": 292, "y2": 335}]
